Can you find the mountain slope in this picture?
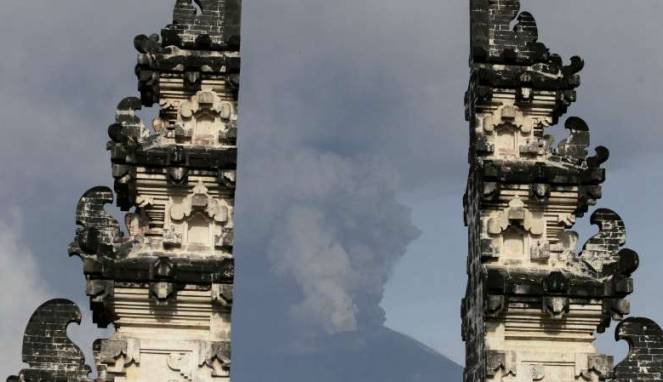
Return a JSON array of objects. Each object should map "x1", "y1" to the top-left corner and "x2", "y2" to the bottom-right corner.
[{"x1": 234, "y1": 326, "x2": 463, "y2": 381}]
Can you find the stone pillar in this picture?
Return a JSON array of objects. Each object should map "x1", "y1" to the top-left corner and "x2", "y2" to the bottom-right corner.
[
  {"x1": 67, "y1": 1, "x2": 241, "y2": 380},
  {"x1": 462, "y1": 1, "x2": 638, "y2": 381}
]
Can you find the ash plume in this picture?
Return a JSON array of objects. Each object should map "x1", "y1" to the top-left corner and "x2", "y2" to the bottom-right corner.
[{"x1": 261, "y1": 149, "x2": 421, "y2": 335}]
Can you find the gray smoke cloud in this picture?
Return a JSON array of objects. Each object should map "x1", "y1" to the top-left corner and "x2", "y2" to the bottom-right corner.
[
  {"x1": 230, "y1": 0, "x2": 467, "y2": 345},
  {"x1": 261, "y1": 149, "x2": 420, "y2": 335},
  {"x1": 1, "y1": 0, "x2": 427, "y2": 360},
  {"x1": 3, "y1": 0, "x2": 663, "y2": 379}
]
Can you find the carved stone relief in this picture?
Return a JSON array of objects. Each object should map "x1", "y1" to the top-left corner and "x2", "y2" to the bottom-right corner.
[
  {"x1": 148, "y1": 90, "x2": 237, "y2": 149},
  {"x1": 163, "y1": 180, "x2": 234, "y2": 252}
]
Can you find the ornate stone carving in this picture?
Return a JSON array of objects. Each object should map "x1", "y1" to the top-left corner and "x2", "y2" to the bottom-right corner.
[
  {"x1": 77, "y1": 1, "x2": 241, "y2": 380},
  {"x1": 164, "y1": 0, "x2": 241, "y2": 50},
  {"x1": 179, "y1": 90, "x2": 237, "y2": 146},
  {"x1": 69, "y1": 186, "x2": 123, "y2": 258},
  {"x1": 145, "y1": 90, "x2": 237, "y2": 150},
  {"x1": 576, "y1": 354, "x2": 614, "y2": 380},
  {"x1": 463, "y1": 1, "x2": 646, "y2": 381},
  {"x1": 614, "y1": 318, "x2": 663, "y2": 381},
  {"x1": 94, "y1": 338, "x2": 141, "y2": 380},
  {"x1": 200, "y1": 341, "x2": 231, "y2": 377},
  {"x1": 7, "y1": 300, "x2": 91, "y2": 382},
  {"x1": 579, "y1": 209, "x2": 630, "y2": 275},
  {"x1": 167, "y1": 352, "x2": 196, "y2": 380},
  {"x1": 487, "y1": 198, "x2": 544, "y2": 237},
  {"x1": 212, "y1": 284, "x2": 233, "y2": 307},
  {"x1": 557, "y1": 117, "x2": 590, "y2": 161},
  {"x1": 164, "y1": 180, "x2": 234, "y2": 251},
  {"x1": 486, "y1": 350, "x2": 517, "y2": 379},
  {"x1": 0, "y1": 2, "x2": 244, "y2": 381}
]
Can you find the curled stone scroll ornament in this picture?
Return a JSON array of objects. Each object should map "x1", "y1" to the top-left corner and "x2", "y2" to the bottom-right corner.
[
  {"x1": 7, "y1": 299, "x2": 91, "y2": 382},
  {"x1": 579, "y1": 208, "x2": 630, "y2": 275},
  {"x1": 69, "y1": 186, "x2": 123, "y2": 258},
  {"x1": 614, "y1": 317, "x2": 663, "y2": 381}
]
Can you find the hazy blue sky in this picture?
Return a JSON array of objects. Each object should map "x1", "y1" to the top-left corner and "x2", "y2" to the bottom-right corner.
[{"x1": 1, "y1": 0, "x2": 662, "y2": 379}]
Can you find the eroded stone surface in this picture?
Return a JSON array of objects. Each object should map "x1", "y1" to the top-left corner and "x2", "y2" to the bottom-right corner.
[
  {"x1": 614, "y1": 318, "x2": 663, "y2": 381},
  {"x1": 462, "y1": 1, "x2": 642, "y2": 381},
  {"x1": 6, "y1": 1, "x2": 663, "y2": 381},
  {"x1": 7, "y1": 1, "x2": 241, "y2": 382},
  {"x1": 90, "y1": 1, "x2": 240, "y2": 380},
  {"x1": 6, "y1": 300, "x2": 91, "y2": 382}
]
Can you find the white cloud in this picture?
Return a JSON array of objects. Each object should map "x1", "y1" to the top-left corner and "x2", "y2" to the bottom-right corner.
[
  {"x1": 0, "y1": 210, "x2": 112, "y2": 378},
  {"x1": 0, "y1": 210, "x2": 51, "y2": 377}
]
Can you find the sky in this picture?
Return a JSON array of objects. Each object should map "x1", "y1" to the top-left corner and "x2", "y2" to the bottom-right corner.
[{"x1": 0, "y1": 0, "x2": 662, "y2": 379}]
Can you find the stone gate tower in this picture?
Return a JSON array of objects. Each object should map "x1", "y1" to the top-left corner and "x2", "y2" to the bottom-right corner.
[
  {"x1": 8, "y1": 1, "x2": 241, "y2": 381},
  {"x1": 462, "y1": 1, "x2": 663, "y2": 381},
  {"x1": 7, "y1": 1, "x2": 663, "y2": 382}
]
